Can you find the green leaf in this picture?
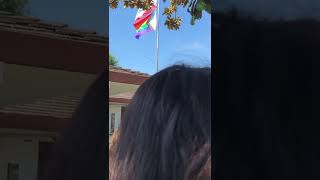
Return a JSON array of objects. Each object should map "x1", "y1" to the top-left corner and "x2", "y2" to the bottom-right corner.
[
  {"x1": 109, "y1": 53, "x2": 119, "y2": 66},
  {"x1": 196, "y1": 0, "x2": 205, "y2": 11},
  {"x1": 190, "y1": 16, "x2": 195, "y2": 25}
]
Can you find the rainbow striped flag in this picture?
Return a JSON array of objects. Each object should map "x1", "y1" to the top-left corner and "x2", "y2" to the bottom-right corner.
[{"x1": 134, "y1": 0, "x2": 157, "y2": 39}]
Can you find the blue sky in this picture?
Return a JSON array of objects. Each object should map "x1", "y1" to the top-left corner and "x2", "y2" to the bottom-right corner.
[
  {"x1": 110, "y1": 4, "x2": 211, "y2": 75},
  {"x1": 28, "y1": 0, "x2": 210, "y2": 75},
  {"x1": 29, "y1": 0, "x2": 107, "y2": 35}
]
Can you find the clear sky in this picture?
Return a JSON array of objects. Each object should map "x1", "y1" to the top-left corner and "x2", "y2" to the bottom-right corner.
[
  {"x1": 28, "y1": 0, "x2": 211, "y2": 75},
  {"x1": 29, "y1": 0, "x2": 107, "y2": 35},
  {"x1": 110, "y1": 4, "x2": 211, "y2": 75}
]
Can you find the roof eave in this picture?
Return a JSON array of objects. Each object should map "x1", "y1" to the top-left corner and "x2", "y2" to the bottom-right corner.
[{"x1": 0, "y1": 28, "x2": 107, "y2": 74}]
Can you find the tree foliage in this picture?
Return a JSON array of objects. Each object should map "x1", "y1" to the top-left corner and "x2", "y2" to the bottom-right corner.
[
  {"x1": 109, "y1": 53, "x2": 119, "y2": 66},
  {"x1": 109, "y1": 0, "x2": 212, "y2": 30},
  {"x1": 0, "y1": 0, "x2": 30, "y2": 15}
]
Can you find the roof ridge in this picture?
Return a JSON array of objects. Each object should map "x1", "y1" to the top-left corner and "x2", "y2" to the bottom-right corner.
[
  {"x1": 109, "y1": 65, "x2": 149, "y2": 76},
  {"x1": 0, "y1": 10, "x2": 108, "y2": 44}
]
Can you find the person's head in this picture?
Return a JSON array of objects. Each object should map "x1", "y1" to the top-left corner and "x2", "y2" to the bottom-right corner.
[
  {"x1": 109, "y1": 65, "x2": 212, "y2": 180},
  {"x1": 45, "y1": 72, "x2": 107, "y2": 180}
]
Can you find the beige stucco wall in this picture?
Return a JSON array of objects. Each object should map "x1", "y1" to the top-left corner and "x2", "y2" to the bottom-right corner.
[
  {"x1": 109, "y1": 81, "x2": 138, "y2": 97},
  {"x1": 0, "y1": 137, "x2": 39, "y2": 180},
  {"x1": 0, "y1": 62, "x2": 95, "y2": 107},
  {"x1": 0, "y1": 130, "x2": 56, "y2": 180}
]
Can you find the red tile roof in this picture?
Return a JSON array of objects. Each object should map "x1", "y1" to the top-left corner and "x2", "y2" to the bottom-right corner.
[
  {"x1": 109, "y1": 65, "x2": 149, "y2": 77},
  {"x1": 0, "y1": 10, "x2": 107, "y2": 45},
  {"x1": 0, "y1": 96, "x2": 81, "y2": 119}
]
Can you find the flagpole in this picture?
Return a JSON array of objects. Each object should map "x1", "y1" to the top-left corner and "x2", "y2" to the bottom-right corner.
[{"x1": 155, "y1": 0, "x2": 160, "y2": 72}]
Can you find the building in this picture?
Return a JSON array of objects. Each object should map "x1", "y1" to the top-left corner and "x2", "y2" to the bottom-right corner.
[
  {"x1": 0, "y1": 10, "x2": 106, "y2": 180},
  {"x1": 109, "y1": 66, "x2": 149, "y2": 136},
  {"x1": 0, "y1": 10, "x2": 150, "y2": 180}
]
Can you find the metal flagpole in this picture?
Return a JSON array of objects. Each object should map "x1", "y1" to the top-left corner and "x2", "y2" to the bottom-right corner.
[{"x1": 155, "y1": 0, "x2": 160, "y2": 72}]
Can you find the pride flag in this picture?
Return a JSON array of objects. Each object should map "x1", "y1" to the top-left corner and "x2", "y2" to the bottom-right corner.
[{"x1": 134, "y1": 0, "x2": 157, "y2": 39}]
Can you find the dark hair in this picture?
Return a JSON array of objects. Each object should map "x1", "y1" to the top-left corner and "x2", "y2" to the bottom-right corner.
[
  {"x1": 213, "y1": 11, "x2": 320, "y2": 180},
  {"x1": 45, "y1": 72, "x2": 107, "y2": 180},
  {"x1": 109, "y1": 65, "x2": 212, "y2": 180}
]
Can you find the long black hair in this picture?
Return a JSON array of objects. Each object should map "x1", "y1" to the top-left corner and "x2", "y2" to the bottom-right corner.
[
  {"x1": 110, "y1": 65, "x2": 212, "y2": 180},
  {"x1": 213, "y1": 10, "x2": 320, "y2": 180},
  {"x1": 45, "y1": 72, "x2": 107, "y2": 180}
]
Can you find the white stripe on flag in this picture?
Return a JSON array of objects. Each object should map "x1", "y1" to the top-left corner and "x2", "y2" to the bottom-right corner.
[
  {"x1": 148, "y1": 0, "x2": 157, "y2": 30},
  {"x1": 135, "y1": 8, "x2": 145, "y2": 21}
]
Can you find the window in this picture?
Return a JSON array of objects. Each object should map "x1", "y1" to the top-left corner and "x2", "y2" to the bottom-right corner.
[
  {"x1": 121, "y1": 106, "x2": 127, "y2": 120},
  {"x1": 38, "y1": 142, "x2": 55, "y2": 180},
  {"x1": 110, "y1": 113, "x2": 115, "y2": 135},
  {"x1": 7, "y1": 163, "x2": 19, "y2": 180}
]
